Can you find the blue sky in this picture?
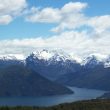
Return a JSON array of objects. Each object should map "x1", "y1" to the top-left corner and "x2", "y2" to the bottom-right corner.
[
  {"x1": 0, "y1": 0, "x2": 110, "y2": 40},
  {"x1": 0, "y1": 0, "x2": 110, "y2": 58}
]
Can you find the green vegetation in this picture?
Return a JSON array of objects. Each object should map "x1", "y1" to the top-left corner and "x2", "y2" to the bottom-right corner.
[{"x1": 0, "y1": 99, "x2": 110, "y2": 110}]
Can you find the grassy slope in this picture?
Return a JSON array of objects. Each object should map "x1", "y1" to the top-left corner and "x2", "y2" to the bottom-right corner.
[{"x1": 0, "y1": 99, "x2": 110, "y2": 110}]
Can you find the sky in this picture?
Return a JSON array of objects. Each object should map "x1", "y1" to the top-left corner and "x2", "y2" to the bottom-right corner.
[{"x1": 0, "y1": 0, "x2": 110, "y2": 58}]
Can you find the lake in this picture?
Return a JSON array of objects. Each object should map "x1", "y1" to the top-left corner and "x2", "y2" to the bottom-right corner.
[{"x1": 0, "y1": 87, "x2": 106, "y2": 107}]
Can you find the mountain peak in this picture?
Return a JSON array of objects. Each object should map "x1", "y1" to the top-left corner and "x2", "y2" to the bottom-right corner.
[
  {"x1": 32, "y1": 49, "x2": 53, "y2": 60},
  {"x1": 0, "y1": 54, "x2": 25, "y2": 60},
  {"x1": 32, "y1": 49, "x2": 76, "y2": 62},
  {"x1": 81, "y1": 54, "x2": 105, "y2": 68}
]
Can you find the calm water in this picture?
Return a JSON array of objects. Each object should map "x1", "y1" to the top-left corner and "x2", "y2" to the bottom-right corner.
[{"x1": 0, "y1": 87, "x2": 106, "y2": 107}]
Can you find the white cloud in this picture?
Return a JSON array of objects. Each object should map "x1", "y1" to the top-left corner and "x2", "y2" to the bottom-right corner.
[
  {"x1": 26, "y1": 2, "x2": 110, "y2": 34},
  {"x1": 51, "y1": 13, "x2": 87, "y2": 33},
  {"x1": 0, "y1": 15, "x2": 12, "y2": 25},
  {"x1": 26, "y1": 2, "x2": 88, "y2": 29},
  {"x1": 88, "y1": 15, "x2": 110, "y2": 34},
  {"x1": 26, "y1": 7, "x2": 61, "y2": 23},
  {"x1": 61, "y1": 2, "x2": 88, "y2": 13},
  {"x1": 0, "y1": 0, "x2": 27, "y2": 24},
  {"x1": 0, "y1": 1, "x2": 110, "y2": 59},
  {"x1": 51, "y1": 2, "x2": 87, "y2": 33},
  {"x1": 0, "y1": 30, "x2": 110, "y2": 58}
]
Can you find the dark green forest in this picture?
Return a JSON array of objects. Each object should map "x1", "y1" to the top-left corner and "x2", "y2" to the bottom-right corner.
[{"x1": 0, "y1": 99, "x2": 110, "y2": 110}]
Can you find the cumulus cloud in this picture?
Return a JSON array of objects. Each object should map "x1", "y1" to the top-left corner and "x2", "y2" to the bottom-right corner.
[
  {"x1": 0, "y1": 1, "x2": 110, "y2": 59},
  {"x1": 0, "y1": 30, "x2": 110, "y2": 58},
  {"x1": 26, "y1": 2, "x2": 88, "y2": 31},
  {"x1": 0, "y1": 0, "x2": 27, "y2": 25},
  {"x1": 88, "y1": 15, "x2": 110, "y2": 34},
  {"x1": 26, "y1": 2, "x2": 110, "y2": 34},
  {"x1": 26, "y1": 7, "x2": 61, "y2": 23},
  {"x1": 0, "y1": 15, "x2": 12, "y2": 25}
]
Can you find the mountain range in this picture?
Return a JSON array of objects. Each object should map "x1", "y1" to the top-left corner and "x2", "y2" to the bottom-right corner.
[{"x1": 0, "y1": 49, "x2": 110, "y2": 96}]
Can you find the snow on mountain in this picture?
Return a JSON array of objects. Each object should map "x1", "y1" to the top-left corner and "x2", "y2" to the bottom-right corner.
[
  {"x1": 81, "y1": 55, "x2": 102, "y2": 66},
  {"x1": 92, "y1": 53, "x2": 108, "y2": 61},
  {"x1": 32, "y1": 49, "x2": 53, "y2": 60},
  {"x1": 80, "y1": 53, "x2": 110, "y2": 68},
  {"x1": 0, "y1": 54, "x2": 25, "y2": 60},
  {"x1": 0, "y1": 50, "x2": 110, "y2": 68},
  {"x1": 104, "y1": 56, "x2": 110, "y2": 68},
  {"x1": 32, "y1": 49, "x2": 77, "y2": 63}
]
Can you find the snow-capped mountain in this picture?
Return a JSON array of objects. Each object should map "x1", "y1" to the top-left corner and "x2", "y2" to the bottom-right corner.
[
  {"x1": 30, "y1": 50, "x2": 110, "y2": 68},
  {"x1": 25, "y1": 49, "x2": 81, "y2": 80},
  {"x1": 56, "y1": 54, "x2": 110, "y2": 91},
  {"x1": 81, "y1": 55, "x2": 104, "y2": 68},
  {"x1": 0, "y1": 49, "x2": 110, "y2": 80},
  {"x1": 32, "y1": 49, "x2": 77, "y2": 63},
  {"x1": 81, "y1": 54, "x2": 110, "y2": 68},
  {"x1": 0, "y1": 54, "x2": 25, "y2": 68},
  {"x1": 1, "y1": 49, "x2": 110, "y2": 93},
  {"x1": 0, "y1": 54, "x2": 25, "y2": 60},
  {"x1": 104, "y1": 56, "x2": 110, "y2": 68},
  {"x1": 0, "y1": 50, "x2": 110, "y2": 68}
]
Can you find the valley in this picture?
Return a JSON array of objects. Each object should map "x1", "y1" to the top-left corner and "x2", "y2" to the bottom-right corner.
[{"x1": 0, "y1": 49, "x2": 110, "y2": 106}]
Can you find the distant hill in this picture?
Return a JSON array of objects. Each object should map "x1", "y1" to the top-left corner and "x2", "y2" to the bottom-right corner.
[
  {"x1": 56, "y1": 66, "x2": 110, "y2": 91},
  {"x1": 0, "y1": 65, "x2": 73, "y2": 96},
  {"x1": 98, "y1": 92, "x2": 110, "y2": 99}
]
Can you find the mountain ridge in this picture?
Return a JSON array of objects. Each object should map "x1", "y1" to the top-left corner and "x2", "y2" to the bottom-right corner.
[{"x1": 1, "y1": 50, "x2": 110, "y2": 68}]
